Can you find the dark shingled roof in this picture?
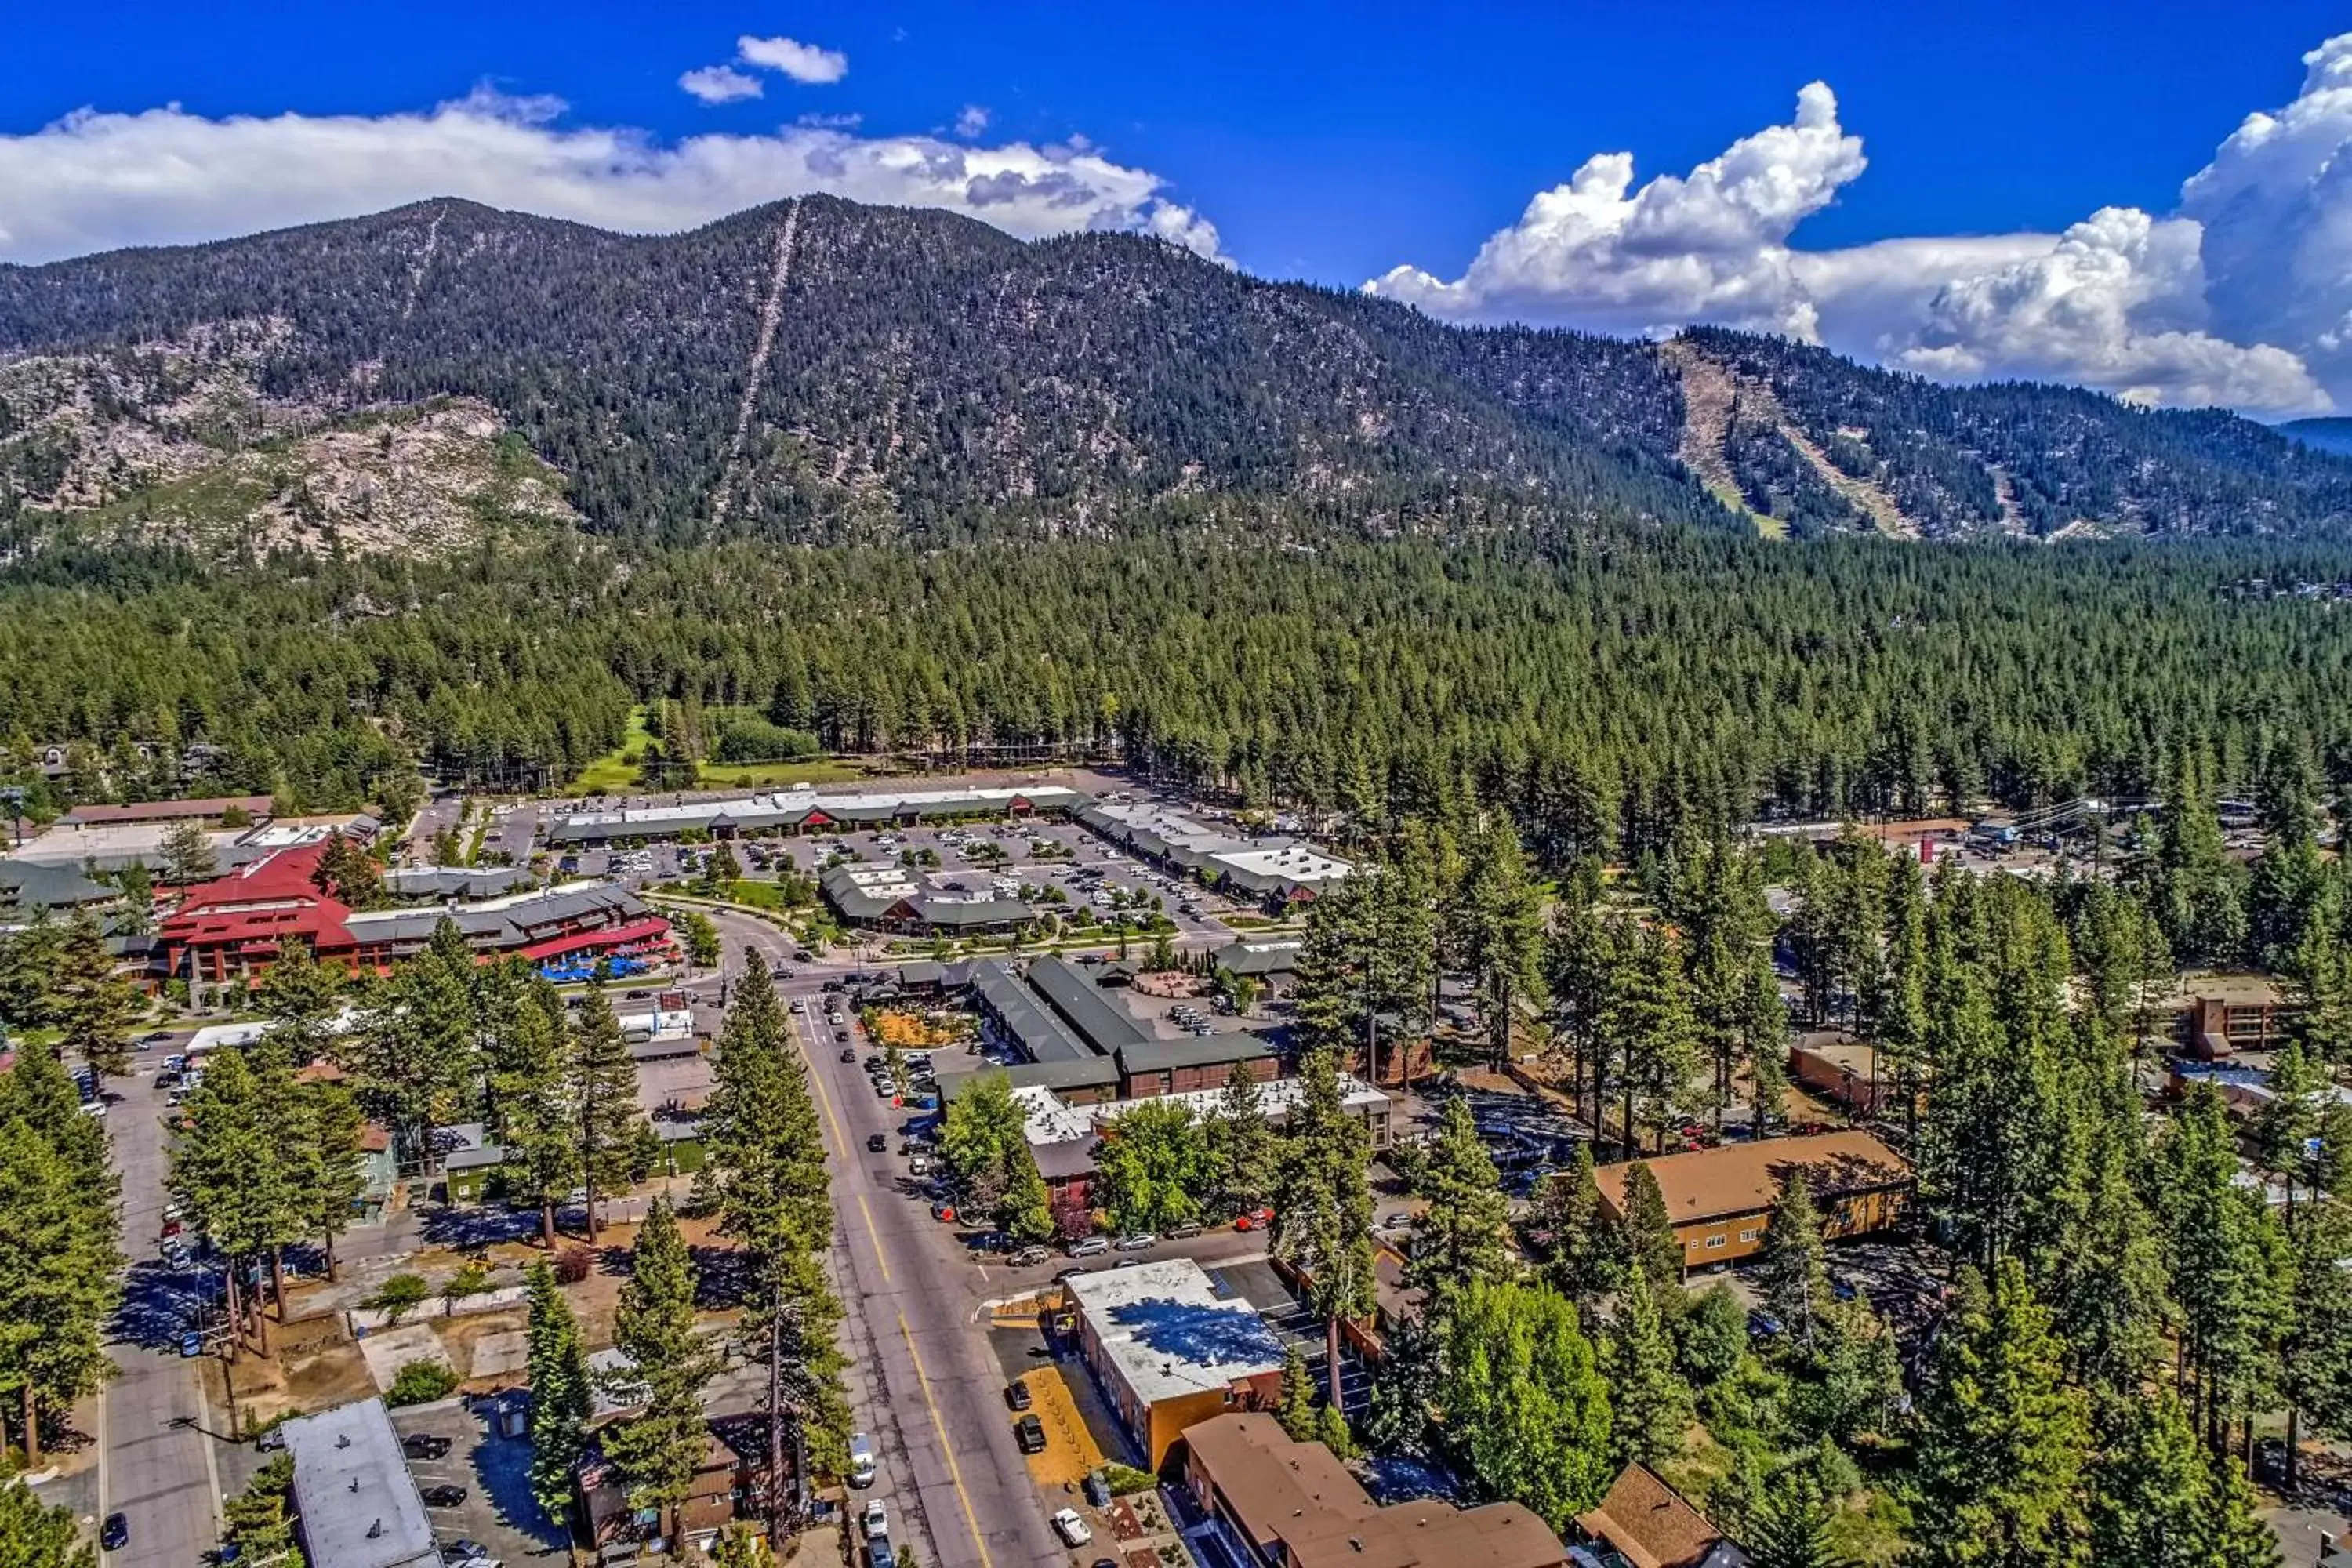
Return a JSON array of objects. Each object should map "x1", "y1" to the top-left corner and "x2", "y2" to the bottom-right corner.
[
  {"x1": 972, "y1": 960, "x2": 1094, "y2": 1063},
  {"x1": 0, "y1": 858, "x2": 116, "y2": 911},
  {"x1": 1025, "y1": 954, "x2": 1149, "y2": 1053},
  {"x1": 1117, "y1": 1032, "x2": 1276, "y2": 1076}
]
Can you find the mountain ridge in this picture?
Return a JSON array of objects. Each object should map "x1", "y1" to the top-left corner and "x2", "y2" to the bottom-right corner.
[
  {"x1": 2282, "y1": 417, "x2": 2352, "y2": 458},
  {"x1": 4, "y1": 194, "x2": 2350, "y2": 550}
]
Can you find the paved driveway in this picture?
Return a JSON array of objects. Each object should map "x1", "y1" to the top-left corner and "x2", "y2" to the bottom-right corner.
[{"x1": 391, "y1": 1398, "x2": 568, "y2": 1565}]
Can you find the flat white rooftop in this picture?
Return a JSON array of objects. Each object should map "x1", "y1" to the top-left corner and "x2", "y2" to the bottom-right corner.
[
  {"x1": 1207, "y1": 843, "x2": 1352, "y2": 884},
  {"x1": 279, "y1": 1397, "x2": 439, "y2": 1568},
  {"x1": 1065, "y1": 1258, "x2": 1287, "y2": 1408},
  {"x1": 552, "y1": 782, "x2": 1083, "y2": 833},
  {"x1": 187, "y1": 1007, "x2": 362, "y2": 1054},
  {"x1": 1014, "y1": 1073, "x2": 1388, "y2": 1147},
  {"x1": 12, "y1": 822, "x2": 242, "y2": 864}
]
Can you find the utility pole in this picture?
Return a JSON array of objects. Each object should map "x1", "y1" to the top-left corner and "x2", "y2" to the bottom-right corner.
[{"x1": 767, "y1": 1279, "x2": 784, "y2": 1538}]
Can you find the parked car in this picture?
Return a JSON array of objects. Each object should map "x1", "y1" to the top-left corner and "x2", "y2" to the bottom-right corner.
[
  {"x1": 848, "y1": 1432, "x2": 877, "y2": 1488},
  {"x1": 1014, "y1": 1415, "x2": 1047, "y2": 1454},
  {"x1": 401, "y1": 1432, "x2": 453, "y2": 1460},
  {"x1": 1051, "y1": 1508, "x2": 1094, "y2": 1547},
  {"x1": 1007, "y1": 1244, "x2": 1051, "y2": 1267},
  {"x1": 1114, "y1": 1232, "x2": 1156, "y2": 1251},
  {"x1": 861, "y1": 1499, "x2": 889, "y2": 1541},
  {"x1": 1167, "y1": 1220, "x2": 1203, "y2": 1240},
  {"x1": 866, "y1": 1132, "x2": 888, "y2": 1152},
  {"x1": 1068, "y1": 1236, "x2": 1110, "y2": 1258},
  {"x1": 99, "y1": 1513, "x2": 127, "y2": 1551},
  {"x1": 422, "y1": 1484, "x2": 470, "y2": 1508},
  {"x1": 1235, "y1": 1207, "x2": 1274, "y2": 1232},
  {"x1": 1007, "y1": 1378, "x2": 1033, "y2": 1411},
  {"x1": 867, "y1": 1541, "x2": 897, "y2": 1568},
  {"x1": 840, "y1": 1048, "x2": 857, "y2": 1063},
  {"x1": 1053, "y1": 1265, "x2": 1092, "y2": 1283}
]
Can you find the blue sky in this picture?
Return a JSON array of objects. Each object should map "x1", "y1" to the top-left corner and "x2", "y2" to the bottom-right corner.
[{"x1": 6, "y1": 3, "x2": 2352, "y2": 413}]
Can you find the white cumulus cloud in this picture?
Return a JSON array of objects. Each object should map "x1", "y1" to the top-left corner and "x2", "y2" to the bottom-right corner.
[
  {"x1": 955, "y1": 104, "x2": 991, "y2": 139},
  {"x1": 678, "y1": 65, "x2": 762, "y2": 105},
  {"x1": 0, "y1": 89, "x2": 1225, "y2": 265},
  {"x1": 1887, "y1": 207, "x2": 2328, "y2": 412},
  {"x1": 2180, "y1": 34, "x2": 2352, "y2": 397},
  {"x1": 1367, "y1": 82, "x2": 1866, "y2": 339},
  {"x1": 1371, "y1": 39, "x2": 2352, "y2": 415},
  {"x1": 735, "y1": 35, "x2": 848, "y2": 85}
]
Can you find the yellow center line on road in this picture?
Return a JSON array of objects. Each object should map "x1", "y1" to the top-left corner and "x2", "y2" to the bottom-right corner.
[
  {"x1": 789, "y1": 1008, "x2": 900, "y2": 1290},
  {"x1": 857, "y1": 1192, "x2": 895, "y2": 1288},
  {"x1": 901, "y1": 1307, "x2": 998, "y2": 1568},
  {"x1": 771, "y1": 955, "x2": 977, "y2": 1559}
]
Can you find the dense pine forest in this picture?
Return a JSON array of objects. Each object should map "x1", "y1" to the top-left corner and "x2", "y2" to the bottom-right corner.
[{"x1": 9, "y1": 527, "x2": 2352, "y2": 862}]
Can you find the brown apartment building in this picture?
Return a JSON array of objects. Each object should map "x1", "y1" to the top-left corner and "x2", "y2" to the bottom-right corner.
[
  {"x1": 2175, "y1": 974, "x2": 2303, "y2": 1058},
  {"x1": 1592, "y1": 1131, "x2": 1911, "y2": 1273},
  {"x1": 1181, "y1": 1413, "x2": 1567, "y2": 1568},
  {"x1": 576, "y1": 1415, "x2": 785, "y2": 1551}
]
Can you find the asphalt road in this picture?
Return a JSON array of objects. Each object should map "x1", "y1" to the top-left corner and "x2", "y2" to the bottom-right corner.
[
  {"x1": 713, "y1": 910, "x2": 1072, "y2": 1568},
  {"x1": 99, "y1": 1051, "x2": 230, "y2": 1568}
]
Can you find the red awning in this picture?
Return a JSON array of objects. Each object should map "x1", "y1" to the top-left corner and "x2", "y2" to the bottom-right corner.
[{"x1": 517, "y1": 916, "x2": 672, "y2": 962}]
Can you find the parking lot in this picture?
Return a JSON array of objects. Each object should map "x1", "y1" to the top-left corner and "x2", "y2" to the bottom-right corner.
[
  {"x1": 558, "y1": 812, "x2": 1258, "y2": 946},
  {"x1": 1215, "y1": 1257, "x2": 1374, "y2": 1415},
  {"x1": 1418, "y1": 1071, "x2": 1589, "y2": 1194},
  {"x1": 388, "y1": 1396, "x2": 568, "y2": 1567}
]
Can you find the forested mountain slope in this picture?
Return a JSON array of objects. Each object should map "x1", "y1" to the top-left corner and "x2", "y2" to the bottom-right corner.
[
  {"x1": 1683, "y1": 328, "x2": 2352, "y2": 540},
  {"x1": 3, "y1": 195, "x2": 2349, "y2": 545},
  {"x1": 2283, "y1": 417, "x2": 2352, "y2": 458}
]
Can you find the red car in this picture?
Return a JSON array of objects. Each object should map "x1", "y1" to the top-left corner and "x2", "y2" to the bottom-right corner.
[{"x1": 1234, "y1": 1207, "x2": 1273, "y2": 1232}]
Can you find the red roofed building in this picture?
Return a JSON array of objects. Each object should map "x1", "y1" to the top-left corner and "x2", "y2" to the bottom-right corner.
[
  {"x1": 158, "y1": 843, "x2": 354, "y2": 983},
  {"x1": 158, "y1": 843, "x2": 672, "y2": 984}
]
